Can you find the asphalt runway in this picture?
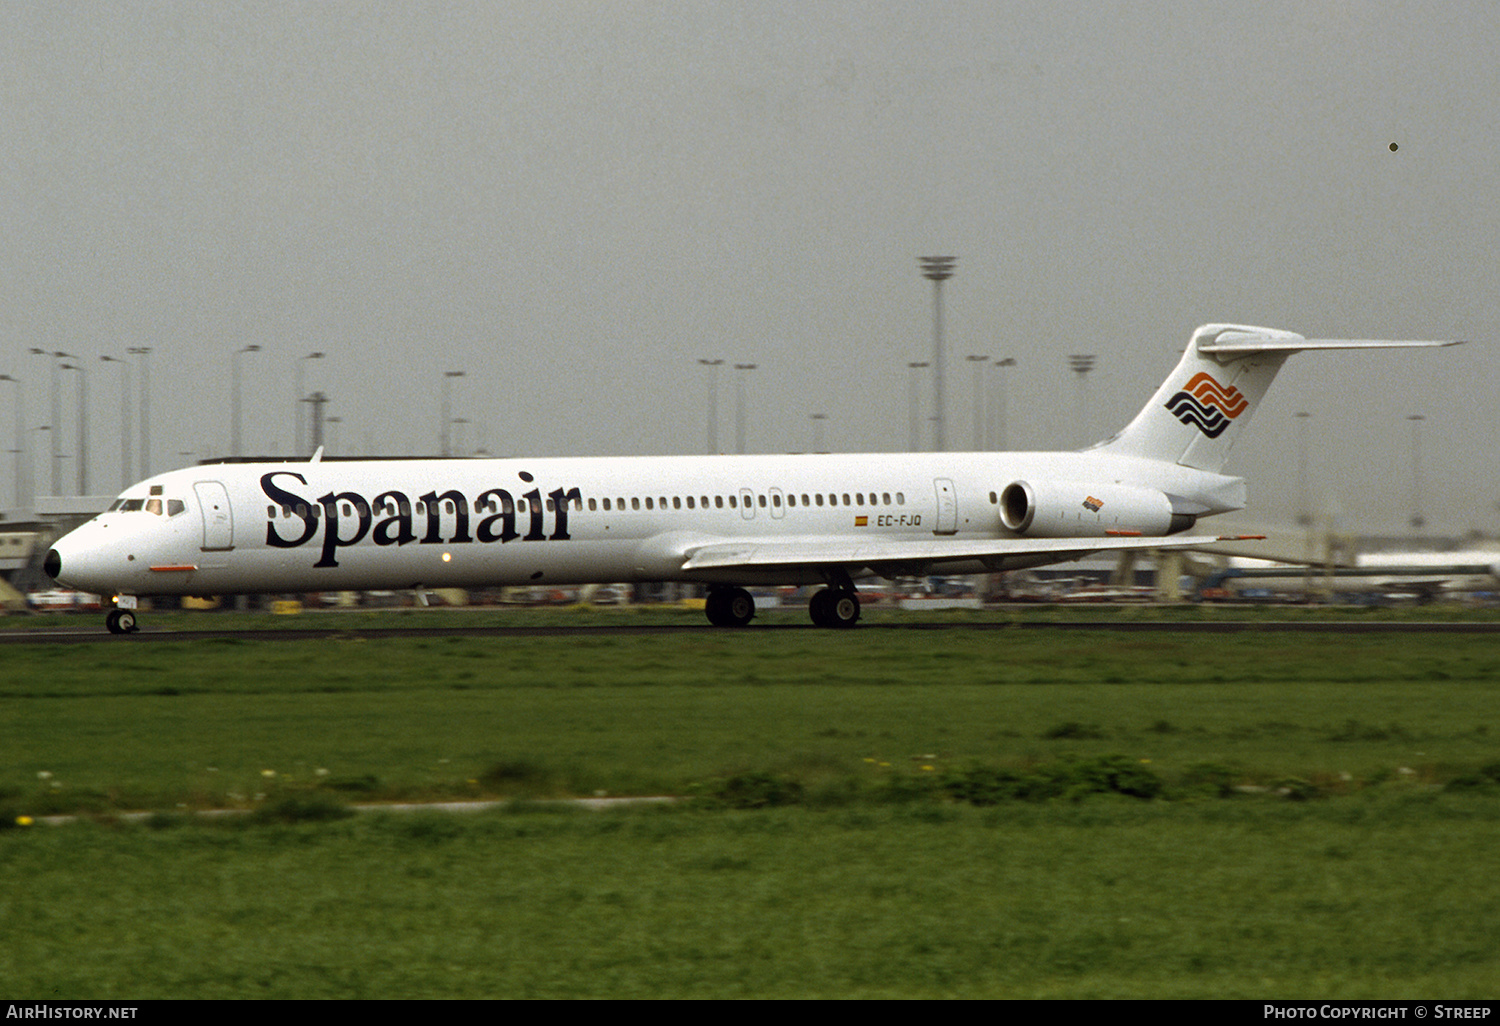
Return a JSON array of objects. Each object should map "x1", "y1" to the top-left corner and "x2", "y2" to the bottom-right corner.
[{"x1": 5, "y1": 618, "x2": 1500, "y2": 644}]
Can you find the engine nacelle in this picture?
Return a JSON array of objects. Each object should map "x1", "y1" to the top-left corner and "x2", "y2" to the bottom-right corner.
[{"x1": 999, "y1": 480, "x2": 1197, "y2": 538}]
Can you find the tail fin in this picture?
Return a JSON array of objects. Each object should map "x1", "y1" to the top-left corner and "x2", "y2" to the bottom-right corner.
[{"x1": 1096, "y1": 323, "x2": 1463, "y2": 473}]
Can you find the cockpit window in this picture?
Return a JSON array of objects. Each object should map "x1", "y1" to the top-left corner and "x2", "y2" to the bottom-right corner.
[{"x1": 115, "y1": 496, "x2": 183, "y2": 515}]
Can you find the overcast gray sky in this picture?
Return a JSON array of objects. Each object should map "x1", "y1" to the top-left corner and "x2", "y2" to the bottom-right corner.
[{"x1": 3, "y1": 1, "x2": 1495, "y2": 536}]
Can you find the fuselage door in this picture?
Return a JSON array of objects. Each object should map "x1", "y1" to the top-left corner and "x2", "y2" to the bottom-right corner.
[
  {"x1": 768, "y1": 487, "x2": 785, "y2": 520},
  {"x1": 933, "y1": 478, "x2": 958, "y2": 535},
  {"x1": 194, "y1": 481, "x2": 234, "y2": 551},
  {"x1": 739, "y1": 488, "x2": 756, "y2": 520}
]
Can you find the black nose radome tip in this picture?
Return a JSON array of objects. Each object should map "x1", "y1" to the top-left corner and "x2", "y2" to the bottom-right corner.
[{"x1": 44, "y1": 549, "x2": 61, "y2": 580}]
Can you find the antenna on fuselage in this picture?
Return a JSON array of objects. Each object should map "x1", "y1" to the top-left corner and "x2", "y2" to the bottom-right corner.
[{"x1": 310, "y1": 446, "x2": 324, "y2": 463}]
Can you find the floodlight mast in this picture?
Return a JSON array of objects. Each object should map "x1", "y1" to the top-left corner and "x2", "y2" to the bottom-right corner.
[{"x1": 919, "y1": 257, "x2": 956, "y2": 451}]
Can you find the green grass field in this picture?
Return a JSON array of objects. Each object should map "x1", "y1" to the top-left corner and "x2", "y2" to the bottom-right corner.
[{"x1": 2, "y1": 607, "x2": 1499, "y2": 997}]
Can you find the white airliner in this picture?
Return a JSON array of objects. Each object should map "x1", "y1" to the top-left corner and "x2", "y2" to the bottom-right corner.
[{"x1": 46, "y1": 324, "x2": 1460, "y2": 633}]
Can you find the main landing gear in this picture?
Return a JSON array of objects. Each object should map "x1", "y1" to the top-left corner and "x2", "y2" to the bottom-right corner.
[
  {"x1": 808, "y1": 587, "x2": 861, "y2": 629},
  {"x1": 705, "y1": 587, "x2": 757, "y2": 627},
  {"x1": 105, "y1": 609, "x2": 140, "y2": 635},
  {"x1": 702, "y1": 585, "x2": 862, "y2": 629}
]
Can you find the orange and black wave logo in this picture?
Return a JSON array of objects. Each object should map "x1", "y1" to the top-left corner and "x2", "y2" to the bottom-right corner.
[{"x1": 1163, "y1": 372, "x2": 1247, "y2": 438}]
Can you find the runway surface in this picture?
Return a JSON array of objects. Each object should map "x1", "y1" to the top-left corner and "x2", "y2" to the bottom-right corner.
[{"x1": 5, "y1": 618, "x2": 1500, "y2": 643}]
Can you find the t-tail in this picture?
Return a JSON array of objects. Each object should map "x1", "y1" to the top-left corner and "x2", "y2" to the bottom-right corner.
[{"x1": 1095, "y1": 323, "x2": 1464, "y2": 473}]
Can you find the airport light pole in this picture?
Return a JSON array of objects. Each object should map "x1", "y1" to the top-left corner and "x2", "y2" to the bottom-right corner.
[
  {"x1": 809, "y1": 413, "x2": 828, "y2": 452},
  {"x1": 1407, "y1": 414, "x2": 1425, "y2": 531},
  {"x1": 295, "y1": 351, "x2": 325, "y2": 457},
  {"x1": 966, "y1": 354, "x2": 989, "y2": 450},
  {"x1": 231, "y1": 344, "x2": 262, "y2": 458},
  {"x1": 26, "y1": 350, "x2": 52, "y2": 495},
  {"x1": 1068, "y1": 353, "x2": 1096, "y2": 446},
  {"x1": 49, "y1": 351, "x2": 76, "y2": 495},
  {"x1": 1295, "y1": 411, "x2": 1311, "y2": 527},
  {"x1": 127, "y1": 347, "x2": 151, "y2": 478},
  {"x1": 991, "y1": 357, "x2": 1015, "y2": 450},
  {"x1": 304, "y1": 392, "x2": 329, "y2": 452},
  {"x1": 734, "y1": 363, "x2": 757, "y2": 454},
  {"x1": 0, "y1": 374, "x2": 21, "y2": 508},
  {"x1": 698, "y1": 358, "x2": 723, "y2": 454},
  {"x1": 919, "y1": 257, "x2": 956, "y2": 451},
  {"x1": 441, "y1": 371, "x2": 465, "y2": 457},
  {"x1": 29, "y1": 426, "x2": 49, "y2": 503},
  {"x1": 906, "y1": 361, "x2": 928, "y2": 452},
  {"x1": 61, "y1": 358, "x2": 88, "y2": 495},
  {"x1": 100, "y1": 355, "x2": 131, "y2": 490}
]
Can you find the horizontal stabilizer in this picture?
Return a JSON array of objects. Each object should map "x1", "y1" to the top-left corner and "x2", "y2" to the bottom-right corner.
[{"x1": 1198, "y1": 337, "x2": 1465, "y2": 353}]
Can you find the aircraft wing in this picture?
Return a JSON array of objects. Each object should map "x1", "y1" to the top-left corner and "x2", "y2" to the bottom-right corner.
[{"x1": 680, "y1": 533, "x2": 1262, "y2": 576}]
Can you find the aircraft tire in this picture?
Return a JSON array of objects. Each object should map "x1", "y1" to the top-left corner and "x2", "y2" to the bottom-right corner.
[
  {"x1": 706, "y1": 587, "x2": 755, "y2": 627},
  {"x1": 808, "y1": 589, "x2": 829, "y2": 626},
  {"x1": 827, "y1": 589, "x2": 860, "y2": 628},
  {"x1": 809, "y1": 588, "x2": 860, "y2": 628},
  {"x1": 105, "y1": 609, "x2": 138, "y2": 635}
]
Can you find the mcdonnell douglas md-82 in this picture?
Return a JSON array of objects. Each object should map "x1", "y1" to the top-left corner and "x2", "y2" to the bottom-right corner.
[{"x1": 46, "y1": 324, "x2": 1460, "y2": 633}]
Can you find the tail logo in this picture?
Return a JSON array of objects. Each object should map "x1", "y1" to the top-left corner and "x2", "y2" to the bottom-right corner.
[{"x1": 1163, "y1": 372, "x2": 1248, "y2": 438}]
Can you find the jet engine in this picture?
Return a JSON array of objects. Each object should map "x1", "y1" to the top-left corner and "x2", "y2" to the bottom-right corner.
[{"x1": 999, "y1": 480, "x2": 1197, "y2": 538}]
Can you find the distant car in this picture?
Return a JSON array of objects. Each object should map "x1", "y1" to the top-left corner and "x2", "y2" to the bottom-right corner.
[{"x1": 27, "y1": 589, "x2": 103, "y2": 611}]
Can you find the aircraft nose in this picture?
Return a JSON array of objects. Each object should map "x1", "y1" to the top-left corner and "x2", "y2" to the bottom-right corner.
[{"x1": 44, "y1": 532, "x2": 119, "y2": 594}]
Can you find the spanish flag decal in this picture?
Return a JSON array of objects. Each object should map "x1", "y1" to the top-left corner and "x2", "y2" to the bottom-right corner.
[{"x1": 855, "y1": 515, "x2": 869, "y2": 527}]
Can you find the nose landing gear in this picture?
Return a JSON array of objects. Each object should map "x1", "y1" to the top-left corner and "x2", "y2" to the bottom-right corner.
[{"x1": 105, "y1": 608, "x2": 139, "y2": 634}]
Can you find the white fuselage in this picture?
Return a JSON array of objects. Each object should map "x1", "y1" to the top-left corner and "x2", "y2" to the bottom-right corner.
[{"x1": 47, "y1": 449, "x2": 1244, "y2": 598}]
